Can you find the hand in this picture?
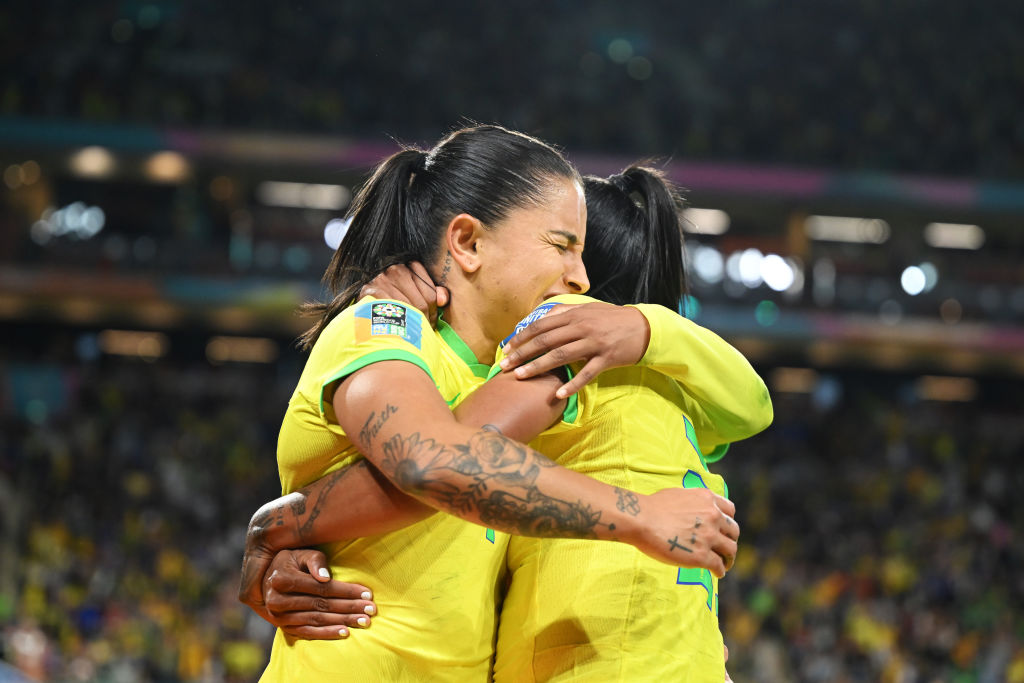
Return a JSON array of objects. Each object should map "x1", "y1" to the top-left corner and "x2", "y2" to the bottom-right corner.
[
  {"x1": 498, "y1": 302, "x2": 650, "y2": 398},
  {"x1": 724, "y1": 644, "x2": 733, "y2": 683},
  {"x1": 632, "y1": 488, "x2": 739, "y2": 577},
  {"x1": 260, "y1": 549, "x2": 377, "y2": 640},
  {"x1": 359, "y1": 262, "x2": 450, "y2": 325}
]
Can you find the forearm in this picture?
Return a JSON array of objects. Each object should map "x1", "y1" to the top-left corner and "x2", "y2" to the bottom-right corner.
[
  {"x1": 353, "y1": 401, "x2": 644, "y2": 544},
  {"x1": 633, "y1": 303, "x2": 773, "y2": 444},
  {"x1": 247, "y1": 459, "x2": 433, "y2": 555}
]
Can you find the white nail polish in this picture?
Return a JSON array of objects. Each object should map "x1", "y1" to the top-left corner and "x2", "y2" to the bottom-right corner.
[
  {"x1": 364, "y1": 604, "x2": 376, "y2": 616},
  {"x1": 338, "y1": 628, "x2": 348, "y2": 638},
  {"x1": 357, "y1": 616, "x2": 369, "y2": 627},
  {"x1": 318, "y1": 567, "x2": 331, "y2": 579},
  {"x1": 360, "y1": 591, "x2": 372, "y2": 600}
]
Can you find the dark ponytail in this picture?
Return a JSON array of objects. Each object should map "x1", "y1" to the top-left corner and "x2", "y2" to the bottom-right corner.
[
  {"x1": 582, "y1": 165, "x2": 688, "y2": 310},
  {"x1": 300, "y1": 125, "x2": 578, "y2": 349}
]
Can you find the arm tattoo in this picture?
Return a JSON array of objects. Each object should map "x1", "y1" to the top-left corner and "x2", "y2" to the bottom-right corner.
[
  {"x1": 614, "y1": 487, "x2": 641, "y2": 516},
  {"x1": 359, "y1": 404, "x2": 399, "y2": 449},
  {"x1": 377, "y1": 427, "x2": 608, "y2": 539}
]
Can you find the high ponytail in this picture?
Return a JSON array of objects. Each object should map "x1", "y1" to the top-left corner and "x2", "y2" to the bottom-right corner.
[
  {"x1": 300, "y1": 125, "x2": 578, "y2": 350},
  {"x1": 582, "y1": 165, "x2": 688, "y2": 309},
  {"x1": 298, "y1": 148, "x2": 426, "y2": 350}
]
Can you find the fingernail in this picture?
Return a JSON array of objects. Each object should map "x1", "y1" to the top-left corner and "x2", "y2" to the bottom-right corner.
[
  {"x1": 360, "y1": 590, "x2": 372, "y2": 600},
  {"x1": 514, "y1": 367, "x2": 526, "y2": 378},
  {"x1": 499, "y1": 359, "x2": 509, "y2": 369},
  {"x1": 318, "y1": 567, "x2": 331, "y2": 579},
  {"x1": 357, "y1": 616, "x2": 369, "y2": 627},
  {"x1": 363, "y1": 604, "x2": 375, "y2": 616},
  {"x1": 555, "y1": 388, "x2": 566, "y2": 399},
  {"x1": 338, "y1": 628, "x2": 349, "y2": 638}
]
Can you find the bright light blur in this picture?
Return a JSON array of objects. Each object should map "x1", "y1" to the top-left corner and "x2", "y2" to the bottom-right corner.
[
  {"x1": 901, "y1": 266, "x2": 927, "y2": 296},
  {"x1": 205, "y1": 336, "x2": 278, "y2": 364},
  {"x1": 805, "y1": 215, "x2": 890, "y2": 244},
  {"x1": 683, "y1": 208, "x2": 730, "y2": 235},
  {"x1": 144, "y1": 151, "x2": 190, "y2": 183},
  {"x1": 761, "y1": 253, "x2": 795, "y2": 292},
  {"x1": 258, "y1": 181, "x2": 351, "y2": 210},
  {"x1": 691, "y1": 245, "x2": 724, "y2": 284},
  {"x1": 738, "y1": 248, "x2": 764, "y2": 287},
  {"x1": 69, "y1": 146, "x2": 116, "y2": 179},
  {"x1": 324, "y1": 217, "x2": 352, "y2": 250},
  {"x1": 98, "y1": 330, "x2": 169, "y2": 361},
  {"x1": 924, "y1": 222, "x2": 985, "y2": 250}
]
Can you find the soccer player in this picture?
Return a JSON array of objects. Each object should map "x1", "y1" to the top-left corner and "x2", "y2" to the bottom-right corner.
[{"x1": 249, "y1": 126, "x2": 741, "y2": 681}]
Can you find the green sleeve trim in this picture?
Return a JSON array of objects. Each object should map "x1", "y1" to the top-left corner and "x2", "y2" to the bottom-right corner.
[
  {"x1": 560, "y1": 365, "x2": 579, "y2": 425},
  {"x1": 703, "y1": 443, "x2": 730, "y2": 463},
  {"x1": 486, "y1": 363, "x2": 502, "y2": 381},
  {"x1": 319, "y1": 349, "x2": 435, "y2": 416}
]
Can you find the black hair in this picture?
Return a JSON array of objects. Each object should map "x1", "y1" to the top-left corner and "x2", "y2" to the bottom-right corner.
[
  {"x1": 300, "y1": 124, "x2": 579, "y2": 349},
  {"x1": 582, "y1": 165, "x2": 688, "y2": 310}
]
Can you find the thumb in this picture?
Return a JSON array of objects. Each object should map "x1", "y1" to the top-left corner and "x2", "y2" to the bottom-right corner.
[
  {"x1": 299, "y1": 549, "x2": 332, "y2": 582},
  {"x1": 435, "y1": 286, "x2": 450, "y2": 308}
]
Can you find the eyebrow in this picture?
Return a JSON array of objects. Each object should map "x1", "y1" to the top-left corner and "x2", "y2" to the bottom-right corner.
[{"x1": 549, "y1": 230, "x2": 580, "y2": 245}]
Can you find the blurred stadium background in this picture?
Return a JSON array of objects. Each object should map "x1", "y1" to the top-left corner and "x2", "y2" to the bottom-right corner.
[{"x1": 2, "y1": 2, "x2": 1023, "y2": 681}]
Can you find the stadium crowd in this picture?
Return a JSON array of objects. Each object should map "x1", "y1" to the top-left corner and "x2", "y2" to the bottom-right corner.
[
  {"x1": 1, "y1": 336, "x2": 1022, "y2": 681},
  {"x1": 3, "y1": 1, "x2": 1022, "y2": 179}
]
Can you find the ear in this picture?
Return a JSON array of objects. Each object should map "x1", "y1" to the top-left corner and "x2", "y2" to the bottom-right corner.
[{"x1": 444, "y1": 214, "x2": 485, "y2": 274}]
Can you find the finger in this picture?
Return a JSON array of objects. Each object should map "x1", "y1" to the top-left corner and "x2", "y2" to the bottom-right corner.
[
  {"x1": 408, "y1": 261, "x2": 437, "y2": 291},
  {"x1": 280, "y1": 625, "x2": 352, "y2": 640},
  {"x1": 554, "y1": 360, "x2": 604, "y2": 399},
  {"x1": 297, "y1": 552, "x2": 332, "y2": 583},
  {"x1": 265, "y1": 594, "x2": 376, "y2": 618},
  {"x1": 718, "y1": 513, "x2": 740, "y2": 542},
  {"x1": 709, "y1": 536, "x2": 738, "y2": 574},
  {"x1": 273, "y1": 608, "x2": 375, "y2": 629},
  {"x1": 509, "y1": 338, "x2": 592, "y2": 378},
  {"x1": 724, "y1": 644, "x2": 729, "y2": 663},
  {"x1": 269, "y1": 572, "x2": 373, "y2": 600},
  {"x1": 712, "y1": 493, "x2": 736, "y2": 519},
  {"x1": 435, "y1": 286, "x2": 449, "y2": 307}
]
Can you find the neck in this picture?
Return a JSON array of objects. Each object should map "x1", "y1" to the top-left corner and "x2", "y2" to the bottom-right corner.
[{"x1": 442, "y1": 283, "x2": 502, "y2": 364}]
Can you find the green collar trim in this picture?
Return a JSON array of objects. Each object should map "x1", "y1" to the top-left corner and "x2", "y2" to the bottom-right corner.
[{"x1": 437, "y1": 316, "x2": 491, "y2": 379}]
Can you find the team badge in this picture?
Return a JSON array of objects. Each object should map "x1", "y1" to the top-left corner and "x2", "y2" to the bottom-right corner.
[{"x1": 354, "y1": 301, "x2": 423, "y2": 348}]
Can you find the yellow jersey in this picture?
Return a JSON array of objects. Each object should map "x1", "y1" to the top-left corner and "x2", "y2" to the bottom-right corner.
[
  {"x1": 493, "y1": 294, "x2": 769, "y2": 682},
  {"x1": 262, "y1": 298, "x2": 508, "y2": 682}
]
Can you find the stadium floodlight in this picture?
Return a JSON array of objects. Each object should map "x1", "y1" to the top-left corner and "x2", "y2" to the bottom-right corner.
[
  {"x1": 804, "y1": 215, "x2": 890, "y2": 244},
  {"x1": 923, "y1": 222, "x2": 985, "y2": 250},
  {"x1": 683, "y1": 208, "x2": 730, "y2": 235},
  {"x1": 98, "y1": 330, "x2": 169, "y2": 361}
]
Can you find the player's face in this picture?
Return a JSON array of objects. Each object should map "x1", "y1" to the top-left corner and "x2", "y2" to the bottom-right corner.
[{"x1": 480, "y1": 177, "x2": 589, "y2": 333}]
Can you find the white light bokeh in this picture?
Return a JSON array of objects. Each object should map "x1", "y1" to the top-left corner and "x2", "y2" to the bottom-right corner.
[{"x1": 901, "y1": 266, "x2": 926, "y2": 296}]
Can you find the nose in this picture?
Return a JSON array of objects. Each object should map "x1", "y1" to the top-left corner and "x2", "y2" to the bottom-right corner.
[{"x1": 565, "y1": 253, "x2": 590, "y2": 294}]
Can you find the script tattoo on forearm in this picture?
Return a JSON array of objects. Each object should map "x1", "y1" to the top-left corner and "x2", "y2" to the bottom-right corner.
[
  {"x1": 377, "y1": 423, "x2": 608, "y2": 538},
  {"x1": 614, "y1": 487, "x2": 641, "y2": 516},
  {"x1": 359, "y1": 404, "x2": 399, "y2": 447}
]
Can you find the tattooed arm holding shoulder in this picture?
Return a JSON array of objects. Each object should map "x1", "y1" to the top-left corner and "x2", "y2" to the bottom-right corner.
[{"x1": 242, "y1": 360, "x2": 737, "y2": 634}]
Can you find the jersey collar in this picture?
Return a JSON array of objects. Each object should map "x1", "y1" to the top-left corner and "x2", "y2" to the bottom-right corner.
[{"x1": 437, "y1": 315, "x2": 491, "y2": 379}]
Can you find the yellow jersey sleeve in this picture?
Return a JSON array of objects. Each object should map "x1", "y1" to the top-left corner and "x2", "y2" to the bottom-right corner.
[
  {"x1": 307, "y1": 297, "x2": 437, "y2": 419},
  {"x1": 630, "y1": 302, "x2": 773, "y2": 459}
]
